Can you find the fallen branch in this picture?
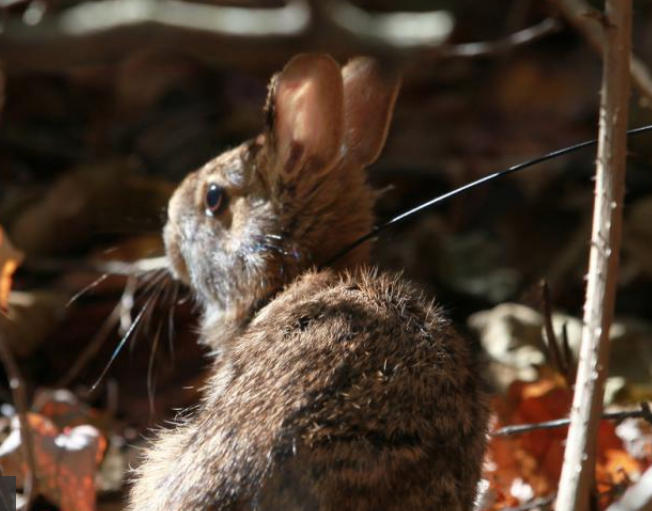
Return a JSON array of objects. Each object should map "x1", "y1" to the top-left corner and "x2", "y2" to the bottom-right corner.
[
  {"x1": 555, "y1": 1, "x2": 632, "y2": 511},
  {"x1": 547, "y1": 0, "x2": 652, "y2": 105},
  {"x1": 493, "y1": 403, "x2": 652, "y2": 437},
  {"x1": 0, "y1": 0, "x2": 562, "y2": 73},
  {"x1": 0, "y1": 0, "x2": 452, "y2": 72},
  {"x1": 0, "y1": 331, "x2": 36, "y2": 511}
]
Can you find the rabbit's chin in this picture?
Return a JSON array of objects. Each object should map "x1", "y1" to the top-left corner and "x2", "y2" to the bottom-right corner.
[{"x1": 199, "y1": 300, "x2": 255, "y2": 352}]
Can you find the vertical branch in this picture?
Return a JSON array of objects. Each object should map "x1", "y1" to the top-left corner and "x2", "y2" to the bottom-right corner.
[{"x1": 555, "y1": 1, "x2": 631, "y2": 511}]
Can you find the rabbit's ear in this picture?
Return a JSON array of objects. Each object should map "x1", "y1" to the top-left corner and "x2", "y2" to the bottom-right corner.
[
  {"x1": 342, "y1": 58, "x2": 400, "y2": 166},
  {"x1": 266, "y1": 54, "x2": 344, "y2": 180}
]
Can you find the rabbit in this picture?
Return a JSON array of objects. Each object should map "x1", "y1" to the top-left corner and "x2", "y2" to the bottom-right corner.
[{"x1": 128, "y1": 54, "x2": 489, "y2": 511}]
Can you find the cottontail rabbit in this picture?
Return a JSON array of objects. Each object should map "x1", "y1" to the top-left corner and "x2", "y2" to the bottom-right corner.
[{"x1": 128, "y1": 54, "x2": 489, "y2": 511}]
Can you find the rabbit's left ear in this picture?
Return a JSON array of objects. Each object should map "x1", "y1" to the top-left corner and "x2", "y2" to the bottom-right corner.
[
  {"x1": 341, "y1": 58, "x2": 400, "y2": 166},
  {"x1": 266, "y1": 54, "x2": 345, "y2": 181}
]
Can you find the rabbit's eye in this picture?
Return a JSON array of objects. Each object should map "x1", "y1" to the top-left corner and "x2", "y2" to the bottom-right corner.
[{"x1": 205, "y1": 184, "x2": 226, "y2": 216}]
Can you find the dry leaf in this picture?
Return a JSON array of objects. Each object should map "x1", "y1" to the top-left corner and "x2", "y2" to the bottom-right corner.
[
  {"x1": 0, "y1": 224, "x2": 24, "y2": 313},
  {"x1": 0, "y1": 413, "x2": 107, "y2": 511},
  {"x1": 486, "y1": 375, "x2": 648, "y2": 510}
]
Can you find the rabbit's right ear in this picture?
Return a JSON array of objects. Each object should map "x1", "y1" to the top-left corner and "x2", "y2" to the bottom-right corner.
[
  {"x1": 342, "y1": 58, "x2": 400, "y2": 166},
  {"x1": 265, "y1": 54, "x2": 344, "y2": 183}
]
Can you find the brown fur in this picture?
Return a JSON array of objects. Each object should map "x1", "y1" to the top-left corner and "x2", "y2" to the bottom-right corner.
[{"x1": 129, "y1": 54, "x2": 489, "y2": 511}]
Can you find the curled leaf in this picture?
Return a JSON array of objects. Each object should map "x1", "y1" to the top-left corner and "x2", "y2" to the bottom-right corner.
[{"x1": 0, "y1": 225, "x2": 24, "y2": 313}]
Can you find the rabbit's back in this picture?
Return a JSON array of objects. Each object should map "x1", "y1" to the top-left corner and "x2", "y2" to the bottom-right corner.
[{"x1": 129, "y1": 268, "x2": 488, "y2": 511}]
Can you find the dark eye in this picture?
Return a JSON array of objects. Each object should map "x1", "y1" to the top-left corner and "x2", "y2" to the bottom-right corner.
[{"x1": 205, "y1": 184, "x2": 226, "y2": 216}]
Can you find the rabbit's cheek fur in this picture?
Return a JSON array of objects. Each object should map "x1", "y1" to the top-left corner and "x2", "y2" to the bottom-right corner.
[{"x1": 163, "y1": 222, "x2": 190, "y2": 284}]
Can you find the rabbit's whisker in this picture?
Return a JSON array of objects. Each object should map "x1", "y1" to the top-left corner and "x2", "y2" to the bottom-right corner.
[
  {"x1": 58, "y1": 300, "x2": 123, "y2": 389},
  {"x1": 177, "y1": 288, "x2": 192, "y2": 306},
  {"x1": 147, "y1": 318, "x2": 165, "y2": 416},
  {"x1": 119, "y1": 276, "x2": 138, "y2": 334},
  {"x1": 137, "y1": 269, "x2": 169, "y2": 297},
  {"x1": 167, "y1": 282, "x2": 181, "y2": 360},
  {"x1": 66, "y1": 273, "x2": 111, "y2": 307},
  {"x1": 129, "y1": 278, "x2": 167, "y2": 356},
  {"x1": 249, "y1": 237, "x2": 301, "y2": 261},
  {"x1": 90, "y1": 289, "x2": 159, "y2": 392}
]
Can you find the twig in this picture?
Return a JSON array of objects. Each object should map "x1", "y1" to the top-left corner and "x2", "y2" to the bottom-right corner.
[
  {"x1": 0, "y1": 331, "x2": 36, "y2": 510},
  {"x1": 555, "y1": 1, "x2": 632, "y2": 510},
  {"x1": 501, "y1": 496, "x2": 555, "y2": 511},
  {"x1": 560, "y1": 323, "x2": 576, "y2": 383},
  {"x1": 540, "y1": 280, "x2": 569, "y2": 383},
  {"x1": 606, "y1": 463, "x2": 652, "y2": 511},
  {"x1": 440, "y1": 18, "x2": 560, "y2": 58},
  {"x1": 493, "y1": 403, "x2": 652, "y2": 437},
  {"x1": 547, "y1": 0, "x2": 652, "y2": 105}
]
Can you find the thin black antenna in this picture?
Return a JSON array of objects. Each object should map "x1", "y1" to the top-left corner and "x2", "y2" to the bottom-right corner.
[{"x1": 320, "y1": 124, "x2": 652, "y2": 268}]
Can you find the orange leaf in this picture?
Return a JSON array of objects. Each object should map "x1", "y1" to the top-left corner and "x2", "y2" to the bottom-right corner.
[
  {"x1": 0, "y1": 225, "x2": 24, "y2": 313},
  {"x1": 0, "y1": 412, "x2": 107, "y2": 511},
  {"x1": 488, "y1": 375, "x2": 649, "y2": 510}
]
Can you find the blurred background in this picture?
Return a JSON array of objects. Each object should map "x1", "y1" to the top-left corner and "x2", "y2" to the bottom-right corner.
[{"x1": 1, "y1": 1, "x2": 652, "y2": 510}]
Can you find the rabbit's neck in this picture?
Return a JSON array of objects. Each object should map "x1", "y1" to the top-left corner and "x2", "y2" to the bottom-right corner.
[
  {"x1": 198, "y1": 259, "x2": 361, "y2": 355},
  {"x1": 199, "y1": 302, "x2": 250, "y2": 356}
]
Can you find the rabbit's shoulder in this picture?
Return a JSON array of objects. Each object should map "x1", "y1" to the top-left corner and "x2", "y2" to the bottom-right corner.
[
  {"x1": 232, "y1": 268, "x2": 489, "y2": 511},
  {"x1": 228, "y1": 267, "x2": 487, "y2": 439}
]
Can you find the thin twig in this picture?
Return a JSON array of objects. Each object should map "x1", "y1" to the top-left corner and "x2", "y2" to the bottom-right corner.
[
  {"x1": 0, "y1": 331, "x2": 36, "y2": 510},
  {"x1": 493, "y1": 403, "x2": 652, "y2": 437},
  {"x1": 560, "y1": 323, "x2": 576, "y2": 383},
  {"x1": 540, "y1": 280, "x2": 568, "y2": 383},
  {"x1": 555, "y1": 1, "x2": 632, "y2": 511},
  {"x1": 501, "y1": 496, "x2": 555, "y2": 511},
  {"x1": 547, "y1": 0, "x2": 652, "y2": 105},
  {"x1": 440, "y1": 18, "x2": 560, "y2": 58}
]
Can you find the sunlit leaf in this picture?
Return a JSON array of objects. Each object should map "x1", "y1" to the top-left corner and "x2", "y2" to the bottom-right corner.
[
  {"x1": 0, "y1": 225, "x2": 24, "y2": 313},
  {"x1": 0, "y1": 411, "x2": 107, "y2": 511}
]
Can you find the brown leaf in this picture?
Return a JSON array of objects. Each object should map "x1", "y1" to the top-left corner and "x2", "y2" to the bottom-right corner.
[
  {"x1": 0, "y1": 224, "x2": 24, "y2": 313},
  {"x1": 486, "y1": 375, "x2": 649, "y2": 510},
  {"x1": 0, "y1": 412, "x2": 107, "y2": 511}
]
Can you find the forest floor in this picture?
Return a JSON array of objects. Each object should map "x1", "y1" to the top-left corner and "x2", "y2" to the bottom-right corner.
[{"x1": 1, "y1": 1, "x2": 652, "y2": 509}]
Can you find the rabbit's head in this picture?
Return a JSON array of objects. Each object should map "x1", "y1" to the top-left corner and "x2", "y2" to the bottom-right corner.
[{"x1": 164, "y1": 54, "x2": 399, "y2": 326}]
